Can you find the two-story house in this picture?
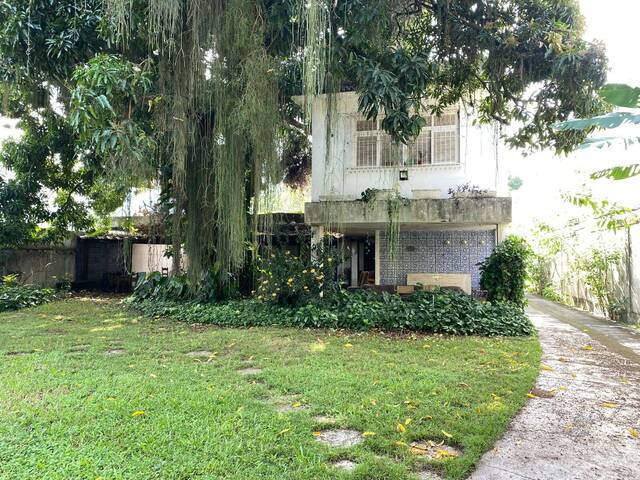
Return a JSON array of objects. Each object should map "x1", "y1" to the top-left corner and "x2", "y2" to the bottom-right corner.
[{"x1": 299, "y1": 92, "x2": 512, "y2": 294}]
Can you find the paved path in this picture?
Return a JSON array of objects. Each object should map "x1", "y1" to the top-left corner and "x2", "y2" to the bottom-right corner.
[{"x1": 470, "y1": 297, "x2": 640, "y2": 480}]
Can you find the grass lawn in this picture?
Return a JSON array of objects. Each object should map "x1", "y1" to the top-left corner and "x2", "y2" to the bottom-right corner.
[{"x1": 0, "y1": 298, "x2": 540, "y2": 480}]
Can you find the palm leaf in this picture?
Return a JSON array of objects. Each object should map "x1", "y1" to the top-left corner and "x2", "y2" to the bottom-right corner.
[
  {"x1": 600, "y1": 83, "x2": 640, "y2": 108},
  {"x1": 591, "y1": 164, "x2": 640, "y2": 181}
]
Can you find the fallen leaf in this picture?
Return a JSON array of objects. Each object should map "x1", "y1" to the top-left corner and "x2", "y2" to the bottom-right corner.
[
  {"x1": 312, "y1": 431, "x2": 321, "y2": 437},
  {"x1": 404, "y1": 418, "x2": 412, "y2": 426},
  {"x1": 396, "y1": 423, "x2": 406, "y2": 433},
  {"x1": 436, "y1": 448, "x2": 459, "y2": 459},
  {"x1": 600, "y1": 402, "x2": 618, "y2": 409},
  {"x1": 441, "y1": 430, "x2": 453, "y2": 439},
  {"x1": 363, "y1": 431, "x2": 376, "y2": 437},
  {"x1": 541, "y1": 364, "x2": 554, "y2": 371},
  {"x1": 278, "y1": 428, "x2": 290, "y2": 435},
  {"x1": 292, "y1": 402, "x2": 302, "y2": 408},
  {"x1": 370, "y1": 399, "x2": 377, "y2": 406},
  {"x1": 527, "y1": 393, "x2": 538, "y2": 399},
  {"x1": 629, "y1": 428, "x2": 639, "y2": 439},
  {"x1": 581, "y1": 345, "x2": 593, "y2": 351},
  {"x1": 344, "y1": 343, "x2": 353, "y2": 348},
  {"x1": 131, "y1": 410, "x2": 145, "y2": 417},
  {"x1": 395, "y1": 441, "x2": 408, "y2": 447}
]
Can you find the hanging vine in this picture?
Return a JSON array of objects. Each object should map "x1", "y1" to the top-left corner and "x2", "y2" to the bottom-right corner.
[{"x1": 102, "y1": 0, "x2": 282, "y2": 286}]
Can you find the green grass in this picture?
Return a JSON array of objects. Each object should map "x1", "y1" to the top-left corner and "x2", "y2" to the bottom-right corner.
[{"x1": 0, "y1": 298, "x2": 540, "y2": 480}]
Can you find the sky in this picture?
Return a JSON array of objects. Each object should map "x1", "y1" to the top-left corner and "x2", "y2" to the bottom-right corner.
[{"x1": 1, "y1": 0, "x2": 639, "y2": 222}]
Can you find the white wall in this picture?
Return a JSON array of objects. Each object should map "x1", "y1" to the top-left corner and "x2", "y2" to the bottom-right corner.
[
  {"x1": 310, "y1": 93, "x2": 504, "y2": 202},
  {"x1": 131, "y1": 244, "x2": 174, "y2": 274}
]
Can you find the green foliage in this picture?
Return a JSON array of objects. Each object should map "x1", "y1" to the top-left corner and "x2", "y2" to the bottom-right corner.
[
  {"x1": 131, "y1": 288, "x2": 534, "y2": 337},
  {"x1": 563, "y1": 192, "x2": 639, "y2": 230},
  {"x1": 541, "y1": 285, "x2": 564, "y2": 303},
  {"x1": 556, "y1": 82, "x2": 640, "y2": 184},
  {"x1": 527, "y1": 223, "x2": 563, "y2": 296},
  {"x1": 0, "y1": 0, "x2": 145, "y2": 247},
  {"x1": 0, "y1": 283, "x2": 57, "y2": 312},
  {"x1": 479, "y1": 235, "x2": 532, "y2": 308},
  {"x1": 573, "y1": 248, "x2": 622, "y2": 320},
  {"x1": 255, "y1": 244, "x2": 342, "y2": 307},
  {"x1": 70, "y1": 54, "x2": 157, "y2": 182},
  {"x1": 507, "y1": 176, "x2": 523, "y2": 191}
]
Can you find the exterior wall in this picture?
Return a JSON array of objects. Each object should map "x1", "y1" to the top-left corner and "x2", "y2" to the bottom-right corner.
[
  {"x1": 0, "y1": 246, "x2": 76, "y2": 287},
  {"x1": 310, "y1": 93, "x2": 503, "y2": 202},
  {"x1": 131, "y1": 244, "x2": 174, "y2": 274},
  {"x1": 75, "y1": 239, "x2": 126, "y2": 284},
  {"x1": 378, "y1": 229, "x2": 496, "y2": 289}
]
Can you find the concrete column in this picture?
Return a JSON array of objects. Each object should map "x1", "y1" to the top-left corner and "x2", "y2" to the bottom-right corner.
[
  {"x1": 375, "y1": 230, "x2": 381, "y2": 285},
  {"x1": 310, "y1": 226, "x2": 325, "y2": 261},
  {"x1": 350, "y1": 241, "x2": 358, "y2": 287}
]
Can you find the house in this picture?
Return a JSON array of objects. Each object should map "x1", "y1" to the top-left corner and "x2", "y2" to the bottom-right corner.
[{"x1": 300, "y1": 92, "x2": 511, "y2": 293}]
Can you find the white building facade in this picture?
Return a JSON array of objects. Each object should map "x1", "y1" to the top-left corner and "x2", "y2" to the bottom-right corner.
[{"x1": 302, "y1": 93, "x2": 512, "y2": 292}]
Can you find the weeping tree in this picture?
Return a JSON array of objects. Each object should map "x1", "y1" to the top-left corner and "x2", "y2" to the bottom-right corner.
[{"x1": 2, "y1": 0, "x2": 608, "y2": 291}]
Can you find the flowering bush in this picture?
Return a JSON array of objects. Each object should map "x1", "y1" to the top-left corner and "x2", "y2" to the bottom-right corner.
[{"x1": 255, "y1": 243, "x2": 345, "y2": 306}]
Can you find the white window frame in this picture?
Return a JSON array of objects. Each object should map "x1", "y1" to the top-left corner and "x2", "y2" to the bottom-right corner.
[{"x1": 353, "y1": 110, "x2": 460, "y2": 168}]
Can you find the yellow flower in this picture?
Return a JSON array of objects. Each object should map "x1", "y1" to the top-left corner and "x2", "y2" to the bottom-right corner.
[{"x1": 272, "y1": 293, "x2": 277, "y2": 298}]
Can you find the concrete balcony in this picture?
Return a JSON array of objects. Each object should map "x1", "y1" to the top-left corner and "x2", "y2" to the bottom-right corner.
[{"x1": 304, "y1": 197, "x2": 512, "y2": 230}]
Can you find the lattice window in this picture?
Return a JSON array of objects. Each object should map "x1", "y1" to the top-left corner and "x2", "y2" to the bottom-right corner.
[
  {"x1": 380, "y1": 134, "x2": 402, "y2": 166},
  {"x1": 354, "y1": 110, "x2": 459, "y2": 167},
  {"x1": 406, "y1": 130, "x2": 431, "y2": 166}
]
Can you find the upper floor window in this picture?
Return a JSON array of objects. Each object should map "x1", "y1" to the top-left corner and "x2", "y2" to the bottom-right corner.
[{"x1": 355, "y1": 111, "x2": 459, "y2": 167}]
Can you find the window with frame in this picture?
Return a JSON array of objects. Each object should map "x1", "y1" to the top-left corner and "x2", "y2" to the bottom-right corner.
[{"x1": 354, "y1": 111, "x2": 459, "y2": 167}]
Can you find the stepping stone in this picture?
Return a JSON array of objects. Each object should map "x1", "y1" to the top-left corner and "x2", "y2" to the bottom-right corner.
[
  {"x1": 313, "y1": 415, "x2": 337, "y2": 425},
  {"x1": 105, "y1": 349, "x2": 125, "y2": 356},
  {"x1": 332, "y1": 460, "x2": 357, "y2": 471},
  {"x1": 315, "y1": 429, "x2": 363, "y2": 448},
  {"x1": 237, "y1": 367, "x2": 262, "y2": 376},
  {"x1": 5, "y1": 350, "x2": 33, "y2": 356},
  {"x1": 185, "y1": 350, "x2": 214, "y2": 358},
  {"x1": 409, "y1": 440, "x2": 462, "y2": 459}
]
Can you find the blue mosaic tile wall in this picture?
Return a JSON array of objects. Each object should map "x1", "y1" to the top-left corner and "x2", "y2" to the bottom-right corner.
[{"x1": 379, "y1": 230, "x2": 496, "y2": 289}]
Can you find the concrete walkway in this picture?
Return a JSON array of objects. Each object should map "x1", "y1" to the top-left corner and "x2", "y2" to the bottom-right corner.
[{"x1": 470, "y1": 296, "x2": 640, "y2": 480}]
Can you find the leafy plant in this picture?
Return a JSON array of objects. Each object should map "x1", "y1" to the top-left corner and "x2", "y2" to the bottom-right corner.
[
  {"x1": 0, "y1": 284, "x2": 57, "y2": 312},
  {"x1": 448, "y1": 183, "x2": 489, "y2": 198},
  {"x1": 479, "y1": 235, "x2": 532, "y2": 309},
  {"x1": 130, "y1": 288, "x2": 534, "y2": 337},
  {"x1": 573, "y1": 248, "x2": 622, "y2": 319},
  {"x1": 255, "y1": 243, "x2": 343, "y2": 307}
]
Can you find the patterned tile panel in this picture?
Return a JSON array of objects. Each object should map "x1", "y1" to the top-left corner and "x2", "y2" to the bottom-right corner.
[{"x1": 379, "y1": 230, "x2": 496, "y2": 289}]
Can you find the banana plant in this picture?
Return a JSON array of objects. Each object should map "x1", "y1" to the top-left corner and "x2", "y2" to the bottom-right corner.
[{"x1": 557, "y1": 83, "x2": 640, "y2": 181}]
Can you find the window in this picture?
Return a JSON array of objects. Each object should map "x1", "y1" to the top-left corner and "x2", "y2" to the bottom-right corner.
[{"x1": 354, "y1": 111, "x2": 459, "y2": 167}]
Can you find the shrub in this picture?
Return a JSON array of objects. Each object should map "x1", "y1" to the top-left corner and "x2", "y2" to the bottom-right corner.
[
  {"x1": 479, "y1": 235, "x2": 532, "y2": 308},
  {"x1": 129, "y1": 288, "x2": 534, "y2": 337},
  {"x1": 0, "y1": 283, "x2": 57, "y2": 312},
  {"x1": 254, "y1": 243, "x2": 343, "y2": 307},
  {"x1": 573, "y1": 248, "x2": 623, "y2": 319}
]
